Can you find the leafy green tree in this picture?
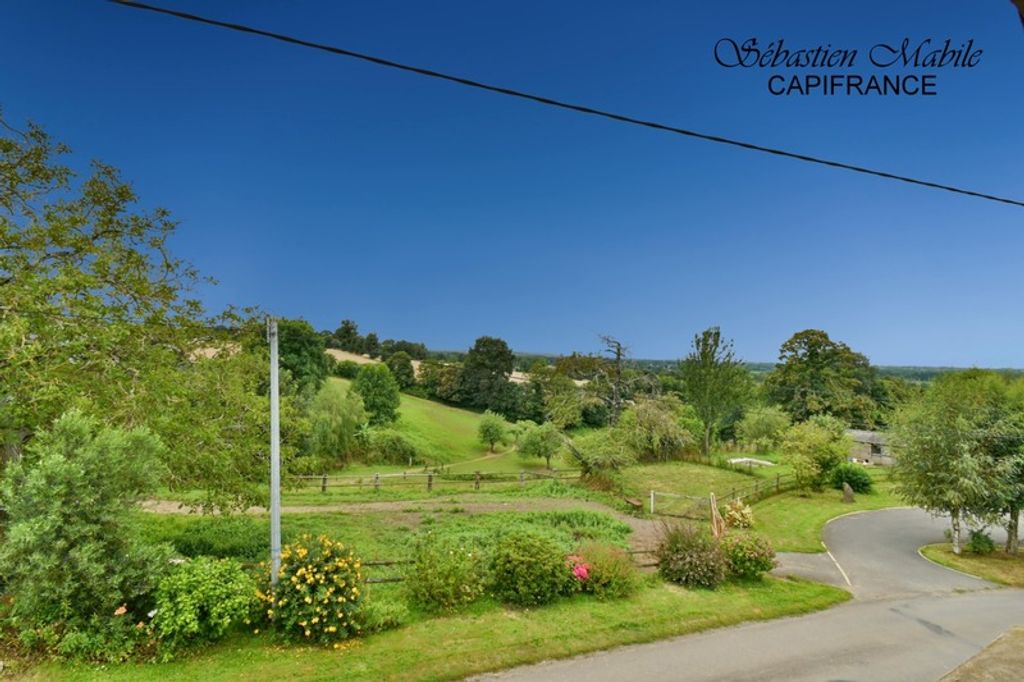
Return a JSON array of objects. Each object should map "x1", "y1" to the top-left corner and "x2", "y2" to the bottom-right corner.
[
  {"x1": 306, "y1": 382, "x2": 367, "y2": 465},
  {"x1": 381, "y1": 338, "x2": 428, "y2": 360},
  {"x1": 677, "y1": 327, "x2": 751, "y2": 456},
  {"x1": 353, "y1": 363, "x2": 401, "y2": 425},
  {"x1": 764, "y1": 329, "x2": 880, "y2": 428},
  {"x1": 460, "y1": 336, "x2": 515, "y2": 412},
  {"x1": 418, "y1": 359, "x2": 464, "y2": 403},
  {"x1": 517, "y1": 422, "x2": 563, "y2": 469},
  {"x1": 616, "y1": 396, "x2": 694, "y2": 462},
  {"x1": 277, "y1": 318, "x2": 329, "y2": 394},
  {"x1": 0, "y1": 412, "x2": 172, "y2": 658},
  {"x1": 780, "y1": 415, "x2": 852, "y2": 492},
  {"x1": 478, "y1": 410, "x2": 508, "y2": 452},
  {"x1": 892, "y1": 370, "x2": 1022, "y2": 554},
  {"x1": 362, "y1": 332, "x2": 381, "y2": 358},
  {"x1": 0, "y1": 114, "x2": 295, "y2": 508},
  {"x1": 385, "y1": 351, "x2": 416, "y2": 390},
  {"x1": 332, "y1": 319, "x2": 361, "y2": 351},
  {"x1": 736, "y1": 406, "x2": 791, "y2": 453}
]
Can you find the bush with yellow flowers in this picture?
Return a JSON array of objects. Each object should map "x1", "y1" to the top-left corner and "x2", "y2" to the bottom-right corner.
[{"x1": 259, "y1": 534, "x2": 365, "y2": 643}]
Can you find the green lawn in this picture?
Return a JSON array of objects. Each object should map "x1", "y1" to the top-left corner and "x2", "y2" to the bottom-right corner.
[
  {"x1": 31, "y1": 578, "x2": 848, "y2": 682},
  {"x1": 920, "y1": 544, "x2": 1024, "y2": 587},
  {"x1": 333, "y1": 378, "x2": 496, "y2": 466},
  {"x1": 751, "y1": 470, "x2": 902, "y2": 552},
  {"x1": 620, "y1": 461, "x2": 759, "y2": 500}
]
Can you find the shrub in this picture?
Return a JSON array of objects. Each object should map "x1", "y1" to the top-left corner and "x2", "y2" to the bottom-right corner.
[
  {"x1": 305, "y1": 382, "x2": 366, "y2": 466},
  {"x1": 736, "y1": 406, "x2": 791, "y2": 453},
  {"x1": 364, "y1": 428, "x2": 421, "y2": 465},
  {"x1": 333, "y1": 360, "x2": 361, "y2": 379},
  {"x1": 0, "y1": 412, "x2": 172, "y2": 660},
  {"x1": 722, "y1": 534, "x2": 777, "y2": 580},
  {"x1": 573, "y1": 542, "x2": 640, "y2": 599},
  {"x1": 830, "y1": 462, "x2": 874, "y2": 494},
  {"x1": 781, "y1": 416, "x2": 852, "y2": 492},
  {"x1": 153, "y1": 558, "x2": 257, "y2": 653},
  {"x1": 967, "y1": 529, "x2": 995, "y2": 555},
  {"x1": 490, "y1": 530, "x2": 571, "y2": 606},
  {"x1": 406, "y1": 534, "x2": 488, "y2": 612},
  {"x1": 724, "y1": 499, "x2": 754, "y2": 529},
  {"x1": 655, "y1": 523, "x2": 727, "y2": 589},
  {"x1": 261, "y1": 534, "x2": 366, "y2": 643}
]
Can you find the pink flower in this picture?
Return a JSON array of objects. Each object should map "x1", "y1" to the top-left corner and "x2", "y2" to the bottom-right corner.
[{"x1": 572, "y1": 563, "x2": 590, "y2": 581}]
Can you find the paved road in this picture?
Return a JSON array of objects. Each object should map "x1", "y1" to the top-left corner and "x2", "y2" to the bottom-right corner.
[{"x1": 477, "y1": 508, "x2": 1024, "y2": 682}]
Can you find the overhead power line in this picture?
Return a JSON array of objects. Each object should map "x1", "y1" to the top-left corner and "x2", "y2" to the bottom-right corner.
[{"x1": 110, "y1": 0, "x2": 1024, "y2": 209}]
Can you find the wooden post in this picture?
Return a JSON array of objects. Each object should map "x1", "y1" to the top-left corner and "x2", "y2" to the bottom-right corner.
[
  {"x1": 374, "y1": 473, "x2": 380, "y2": 494},
  {"x1": 321, "y1": 473, "x2": 327, "y2": 494},
  {"x1": 730, "y1": 487, "x2": 735, "y2": 502},
  {"x1": 474, "y1": 471, "x2": 481, "y2": 491},
  {"x1": 649, "y1": 490, "x2": 656, "y2": 515},
  {"x1": 427, "y1": 472, "x2": 433, "y2": 492}
]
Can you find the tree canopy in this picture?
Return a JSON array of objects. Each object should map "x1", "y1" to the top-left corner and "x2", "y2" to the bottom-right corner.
[{"x1": 677, "y1": 327, "x2": 751, "y2": 455}]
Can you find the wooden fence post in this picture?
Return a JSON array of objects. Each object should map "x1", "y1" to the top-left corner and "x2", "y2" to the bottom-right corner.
[
  {"x1": 427, "y1": 472, "x2": 433, "y2": 492},
  {"x1": 321, "y1": 473, "x2": 327, "y2": 493},
  {"x1": 374, "y1": 473, "x2": 380, "y2": 493},
  {"x1": 474, "y1": 471, "x2": 481, "y2": 491},
  {"x1": 649, "y1": 490, "x2": 656, "y2": 515}
]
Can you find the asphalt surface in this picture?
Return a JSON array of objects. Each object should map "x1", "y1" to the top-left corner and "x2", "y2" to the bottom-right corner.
[{"x1": 476, "y1": 508, "x2": 1023, "y2": 682}]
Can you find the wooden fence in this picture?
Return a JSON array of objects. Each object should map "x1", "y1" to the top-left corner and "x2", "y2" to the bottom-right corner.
[
  {"x1": 649, "y1": 472, "x2": 797, "y2": 517},
  {"x1": 288, "y1": 468, "x2": 581, "y2": 494}
]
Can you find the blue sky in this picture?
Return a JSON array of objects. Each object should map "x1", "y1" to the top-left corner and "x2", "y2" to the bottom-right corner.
[{"x1": 3, "y1": 1, "x2": 1022, "y2": 366}]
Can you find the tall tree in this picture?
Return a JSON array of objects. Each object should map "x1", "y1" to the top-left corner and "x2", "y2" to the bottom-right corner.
[
  {"x1": 598, "y1": 335, "x2": 628, "y2": 424},
  {"x1": 0, "y1": 114, "x2": 294, "y2": 508},
  {"x1": 277, "y1": 318, "x2": 329, "y2": 395},
  {"x1": 332, "y1": 319, "x2": 361, "y2": 351},
  {"x1": 678, "y1": 327, "x2": 751, "y2": 456},
  {"x1": 459, "y1": 336, "x2": 515, "y2": 412},
  {"x1": 362, "y1": 332, "x2": 381, "y2": 358},
  {"x1": 764, "y1": 329, "x2": 879, "y2": 428}
]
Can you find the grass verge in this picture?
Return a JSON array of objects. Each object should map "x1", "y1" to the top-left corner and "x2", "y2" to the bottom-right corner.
[
  {"x1": 30, "y1": 577, "x2": 849, "y2": 682},
  {"x1": 920, "y1": 543, "x2": 1024, "y2": 587},
  {"x1": 752, "y1": 471, "x2": 901, "y2": 552}
]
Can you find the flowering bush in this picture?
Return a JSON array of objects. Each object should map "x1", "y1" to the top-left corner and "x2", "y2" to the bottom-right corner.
[
  {"x1": 567, "y1": 554, "x2": 591, "y2": 582},
  {"x1": 152, "y1": 558, "x2": 257, "y2": 654},
  {"x1": 724, "y1": 499, "x2": 754, "y2": 529},
  {"x1": 721, "y1": 534, "x2": 777, "y2": 580},
  {"x1": 573, "y1": 542, "x2": 640, "y2": 599},
  {"x1": 655, "y1": 523, "x2": 727, "y2": 589},
  {"x1": 406, "y1": 534, "x2": 488, "y2": 612},
  {"x1": 490, "y1": 530, "x2": 572, "y2": 606},
  {"x1": 260, "y1": 534, "x2": 366, "y2": 643}
]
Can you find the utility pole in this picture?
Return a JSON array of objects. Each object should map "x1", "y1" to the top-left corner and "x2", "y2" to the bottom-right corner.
[{"x1": 267, "y1": 316, "x2": 282, "y2": 585}]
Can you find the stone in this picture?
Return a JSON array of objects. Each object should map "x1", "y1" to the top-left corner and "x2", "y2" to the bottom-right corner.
[{"x1": 842, "y1": 481, "x2": 855, "y2": 504}]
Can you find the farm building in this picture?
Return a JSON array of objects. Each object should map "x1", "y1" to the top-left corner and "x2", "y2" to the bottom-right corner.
[{"x1": 846, "y1": 429, "x2": 893, "y2": 466}]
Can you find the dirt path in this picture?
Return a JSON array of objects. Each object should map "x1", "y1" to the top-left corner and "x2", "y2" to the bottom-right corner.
[{"x1": 140, "y1": 498, "x2": 661, "y2": 552}]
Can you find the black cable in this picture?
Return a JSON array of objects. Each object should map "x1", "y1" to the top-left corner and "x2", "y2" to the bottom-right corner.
[{"x1": 108, "y1": 0, "x2": 1024, "y2": 209}]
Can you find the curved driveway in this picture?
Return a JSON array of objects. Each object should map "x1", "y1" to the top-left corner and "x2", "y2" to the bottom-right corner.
[{"x1": 477, "y1": 508, "x2": 1024, "y2": 682}]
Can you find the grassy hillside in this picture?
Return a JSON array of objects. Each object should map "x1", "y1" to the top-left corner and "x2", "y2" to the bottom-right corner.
[{"x1": 333, "y1": 377, "x2": 495, "y2": 465}]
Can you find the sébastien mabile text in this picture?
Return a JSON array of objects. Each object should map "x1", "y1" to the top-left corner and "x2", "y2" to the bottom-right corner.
[{"x1": 714, "y1": 37, "x2": 983, "y2": 96}]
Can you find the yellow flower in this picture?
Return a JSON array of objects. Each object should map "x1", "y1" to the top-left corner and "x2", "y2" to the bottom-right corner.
[{"x1": 305, "y1": 596, "x2": 312, "y2": 604}]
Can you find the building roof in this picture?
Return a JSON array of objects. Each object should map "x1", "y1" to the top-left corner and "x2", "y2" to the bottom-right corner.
[{"x1": 846, "y1": 429, "x2": 888, "y2": 445}]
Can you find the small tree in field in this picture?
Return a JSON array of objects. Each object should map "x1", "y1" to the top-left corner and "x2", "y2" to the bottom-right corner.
[
  {"x1": 478, "y1": 411, "x2": 507, "y2": 452},
  {"x1": 306, "y1": 382, "x2": 367, "y2": 465},
  {"x1": 678, "y1": 327, "x2": 751, "y2": 456},
  {"x1": 518, "y1": 422, "x2": 563, "y2": 469},
  {"x1": 353, "y1": 363, "x2": 401, "y2": 425}
]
